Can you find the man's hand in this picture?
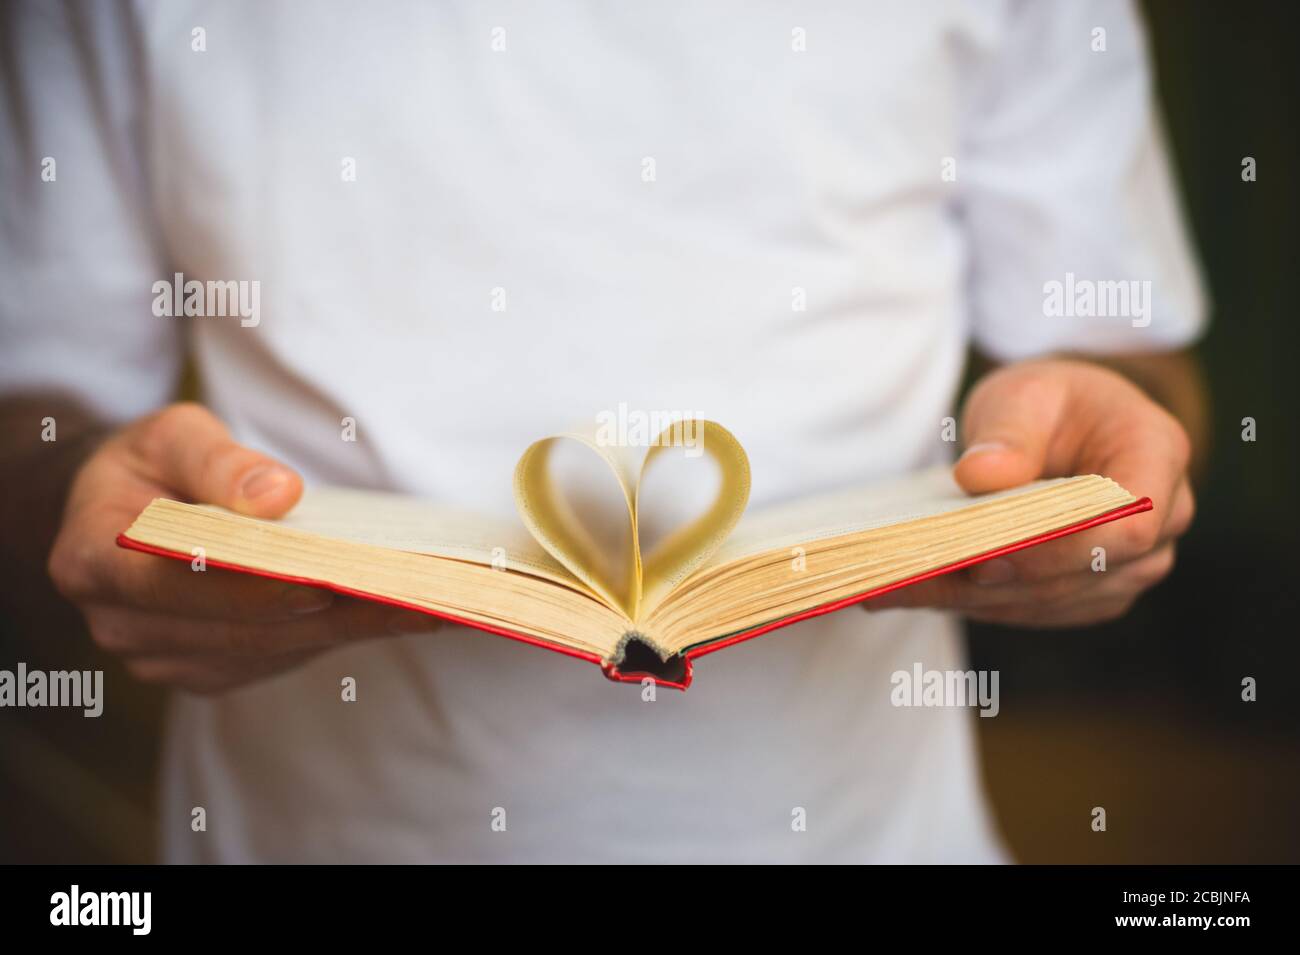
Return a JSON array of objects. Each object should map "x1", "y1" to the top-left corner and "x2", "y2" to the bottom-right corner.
[
  {"x1": 47, "y1": 402, "x2": 438, "y2": 694},
  {"x1": 867, "y1": 359, "x2": 1196, "y2": 627}
]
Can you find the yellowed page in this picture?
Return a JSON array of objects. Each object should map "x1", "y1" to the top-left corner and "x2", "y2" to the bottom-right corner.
[
  {"x1": 708, "y1": 468, "x2": 1104, "y2": 568},
  {"x1": 124, "y1": 498, "x2": 629, "y2": 656},
  {"x1": 513, "y1": 427, "x2": 641, "y2": 616},
  {"x1": 636, "y1": 421, "x2": 751, "y2": 614},
  {"x1": 648, "y1": 473, "x2": 1136, "y2": 651},
  {"x1": 253, "y1": 487, "x2": 582, "y2": 590},
  {"x1": 513, "y1": 419, "x2": 752, "y2": 621}
]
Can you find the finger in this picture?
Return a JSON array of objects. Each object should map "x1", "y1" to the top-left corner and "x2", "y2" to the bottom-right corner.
[
  {"x1": 50, "y1": 486, "x2": 336, "y2": 620},
  {"x1": 970, "y1": 544, "x2": 1175, "y2": 611},
  {"x1": 867, "y1": 544, "x2": 1175, "y2": 613},
  {"x1": 864, "y1": 566, "x2": 1084, "y2": 612},
  {"x1": 58, "y1": 539, "x2": 335, "y2": 621},
  {"x1": 962, "y1": 548, "x2": 1175, "y2": 626},
  {"x1": 964, "y1": 596, "x2": 1136, "y2": 629},
  {"x1": 980, "y1": 415, "x2": 1188, "y2": 584},
  {"x1": 86, "y1": 596, "x2": 440, "y2": 658},
  {"x1": 1166, "y1": 477, "x2": 1195, "y2": 539},
  {"x1": 953, "y1": 369, "x2": 1070, "y2": 494},
  {"x1": 129, "y1": 402, "x2": 303, "y2": 517}
]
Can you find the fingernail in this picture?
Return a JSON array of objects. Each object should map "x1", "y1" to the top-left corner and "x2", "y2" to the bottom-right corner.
[
  {"x1": 241, "y1": 465, "x2": 292, "y2": 501},
  {"x1": 386, "y1": 611, "x2": 441, "y2": 636},
  {"x1": 960, "y1": 441, "x2": 1010, "y2": 460},
  {"x1": 971, "y1": 558, "x2": 1017, "y2": 585},
  {"x1": 288, "y1": 587, "x2": 333, "y2": 614}
]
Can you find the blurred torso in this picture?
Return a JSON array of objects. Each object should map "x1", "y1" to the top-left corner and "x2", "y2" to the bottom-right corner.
[{"x1": 147, "y1": 0, "x2": 1006, "y2": 862}]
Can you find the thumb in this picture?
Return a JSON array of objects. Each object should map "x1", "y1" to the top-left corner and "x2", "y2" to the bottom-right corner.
[
  {"x1": 953, "y1": 368, "x2": 1069, "y2": 494},
  {"x1": 131, "y1": 403, "x2": 303, "y2": 517}
]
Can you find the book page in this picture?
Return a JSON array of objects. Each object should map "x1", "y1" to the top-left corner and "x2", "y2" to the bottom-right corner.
[
  {"x1": 254, "y1": 488, "x2": 581, "y2": 588},
  {"x1": 513, "y1": 419, "x2": 752, "y2": 620},
  {"x1": 514, "y1": 426, "x2": 642, "y2": 617},
  {"x1": 706, "y1": 467, "x2": 1092, "y2": 568},
  {"x1": 636, "y1": 421, "x2": 751, "y2": 614}
]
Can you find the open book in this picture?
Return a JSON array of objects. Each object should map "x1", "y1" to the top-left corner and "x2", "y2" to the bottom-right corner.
[{"x1": 118, "y1": 421, "x2": 1149, "y2": 688}]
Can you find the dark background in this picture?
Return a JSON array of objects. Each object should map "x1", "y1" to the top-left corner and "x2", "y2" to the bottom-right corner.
[
  {"x1": 970, "y1": 0, "x2": 1300, "y2": 863},
  {"x1": 2, "y1": 1, "x2": 1298, "y2": 863}
]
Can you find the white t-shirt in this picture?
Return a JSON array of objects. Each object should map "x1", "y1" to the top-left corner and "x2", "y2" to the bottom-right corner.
[{"x1": 0, "y1": 0, "x2": 1204, "y2": 862}]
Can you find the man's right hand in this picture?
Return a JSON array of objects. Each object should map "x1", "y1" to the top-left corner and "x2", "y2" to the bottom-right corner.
[{"x1": 47, "y1": 402, "x2": 439, "y2": 694}]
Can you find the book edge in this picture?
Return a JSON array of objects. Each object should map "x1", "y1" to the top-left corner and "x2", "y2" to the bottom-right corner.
[
  {"x1": 115, "y1": 495, "x2": 1150, "y2": 693},
  {"x1": 680, "y1": 496, "x2": 1154, "y2": 663},
  {"x1": 114, "y1": 532, "x2": 611, "y2": 670}
]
